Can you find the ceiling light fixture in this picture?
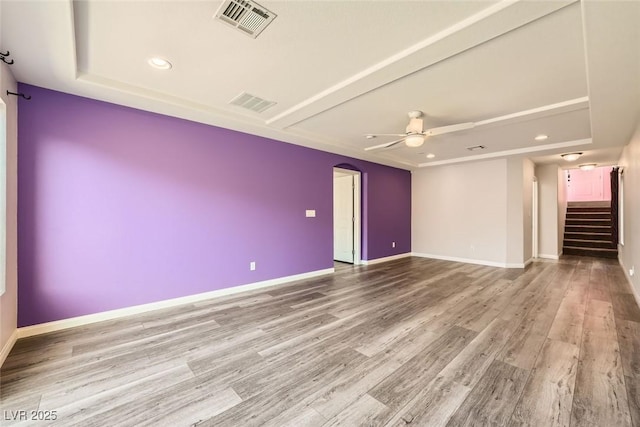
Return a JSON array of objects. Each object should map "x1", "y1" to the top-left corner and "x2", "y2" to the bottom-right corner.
[
  {"x1": 579, "y1": 163, "x2": 597, "y2": 171},
  {"x1": 148, "y1": 57, "x2": 172, "y2": 70},
  {"x1": 426, "y1": 153, "x2": 435, "y2": 159},
  {"x1": 405, "y1": 134, "x2": 425, "y2": 148},
  {"x1": 365, "y1": 135, "x2": 376, "y2": 139},
  {"x1": 534, "y1": 134, "x2": 548, "y2": 141},
  {"x1": 561, "y1": 152, "x2": 582, "y2": 161}
]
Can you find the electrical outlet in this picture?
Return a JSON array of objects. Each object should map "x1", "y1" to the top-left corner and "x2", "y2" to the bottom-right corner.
[
  {"x1": 392, "y1": 241, "x2": 396, "y2": 248},
  {"x1": 250, "y1": 261, "x2": 256, "y2": 271}
]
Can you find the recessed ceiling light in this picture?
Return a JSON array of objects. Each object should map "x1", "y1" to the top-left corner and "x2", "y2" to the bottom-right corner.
[
  {"x1": 579, "y1": 163, "x2": 597, "y2": 170},
  {"x1": 148, "y1": 57, "x2": 172, "y2": 70},
  {"x1": 365, "y1": 135, "x2": 376, "y2": 139},
  {"x1": 534, "y1": 134, "x2": 548, "y2": 141},
  {"x1": 561, "y1": 152, "x2": 582, "y2": 161},
  {"x1": 426, "y1": 153, "x2": 436, "y2": 159}
]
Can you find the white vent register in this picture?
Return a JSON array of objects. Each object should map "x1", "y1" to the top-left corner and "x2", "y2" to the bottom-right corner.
[
  {"x1": 229, "y1": 92, "x2": 277, "y2": 113},
  {"x1": 214, "y1": 0, "x2": 276, "y2": 38}
]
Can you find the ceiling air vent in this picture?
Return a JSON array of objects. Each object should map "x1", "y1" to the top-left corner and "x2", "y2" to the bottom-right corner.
[
  {"x1": 214, "y1": 0, "x2": 277, "y2": 38},
  {"x1": 229, "y1": 92, "x2": 277, "y2": 113}
]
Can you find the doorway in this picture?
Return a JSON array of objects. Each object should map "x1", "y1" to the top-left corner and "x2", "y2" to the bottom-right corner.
[{"x1": 333, "y1": 167, "x2": 361, "y2": 264}]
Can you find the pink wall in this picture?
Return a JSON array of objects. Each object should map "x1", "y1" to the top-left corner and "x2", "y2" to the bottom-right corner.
[{"x1": 565, "y1": 166, "x2": 612, "y2": 202}]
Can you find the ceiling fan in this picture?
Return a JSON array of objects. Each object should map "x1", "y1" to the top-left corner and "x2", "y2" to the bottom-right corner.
[{"x1": 364, "y1": 110, "x2": 474, "y2": 151}]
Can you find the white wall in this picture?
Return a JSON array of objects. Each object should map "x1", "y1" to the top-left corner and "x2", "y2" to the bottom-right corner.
[
  {"x1": 535, "y1": 163, "x2": 567, "y2": 259},
  {"x1": 506, "y1": 158, "x2": 523, "y2": 265},
  {"x1": 0, "y1": 61, "x2": 18, "y2": 365},
  {"x1": 522, "y1": 158, "x2": 535, "y2": 263},
  {"x1": 557, "y1": 167, "x2": 567, "y2": 255},
  {"x1": 412, "y1": 159, "x2": 508, "y2": 266},
  {"x1": 618, "y1": 120, "x2": 640, "y2": 298},
  {"x1": 506, "y1": 158, "x2": 534, "y2": 266},
  {"x1": 536, "y1": 164, "x2": 561, "y2": 258}
]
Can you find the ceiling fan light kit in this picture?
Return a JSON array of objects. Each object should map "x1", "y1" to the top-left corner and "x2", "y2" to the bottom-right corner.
[{"x1": 405, "y1": 134, "x2": 425, "y2": 147}]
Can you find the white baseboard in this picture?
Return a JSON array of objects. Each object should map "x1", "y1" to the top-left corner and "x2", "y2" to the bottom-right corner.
[
  {"x1": 523, "y1": 258, "x2": 534, "y2": 267},
  {"x1": 619, "y1": 257, "x2": 640, "y2": 309},
  {"x1": 537, "y1": 254, "x2": 560, "y2": 260},
  {"x1": 0, "y1": 329, "x2": 19, "y2": 367},
  {"x1": 18, "y1": 268, "x2": 334, "y2": 339},
  {"x1": 360, "y1": 253, "x2": 411, "y2": 265},
  {"x1": 412, "y1": 252, "x2": 527, "y2": 268}
]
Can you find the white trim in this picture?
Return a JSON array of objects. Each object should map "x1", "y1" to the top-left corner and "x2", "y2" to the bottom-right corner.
[
  {"x1": 475, "y1": 97, "x2": 588, "y2": 127},
  {"x1": 418, "y1": 138, "x2": 591, "y2": 168},
  {"x1": 17, "y1": 268, "x2": 334, "y2": 339},
  {"x1": 353, "y1": 173, "x2": 362, "y2": 265},
  {"x1": 506, "y1": 262, "x2": 529, "y2": 268},
  {"x1": 412, "y1": 252, "x2": 527, "y2": 268},
  {"x1": 523, "y1": 258, "x2": 534, "y2": 267},
  {"x1": 537, "y1": 254, "x2": 560, "y2": 260},
  {"x1": 360, "y1": 253, "x2": 411, "y2": 265},
  {"x1": 532, "y1": 178, "x2": 538, "y2": 259},
  {"x1": 619, "y1": 256, "x2": 640, "y2": 309},
  {"x1": 0, "y1": 328, "x2": 18, "y2": 367},
  {"x1": 333, "y1": 167, "x2": 362, "y2": 265}
]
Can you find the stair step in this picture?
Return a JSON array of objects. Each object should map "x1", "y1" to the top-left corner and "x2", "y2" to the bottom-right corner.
[
  {"x1": 567, "y1": 207, "x2": 610, "y2": 213},
  {"x1": 563, "y1": 239, "x2": 616, "y2": 249},
  {"x1": 563, "y1": 246, "x2": 618, "y2": 259},
  {"x1": 566, "y1": 220, "x2": 612, "y2": 227},
  {"x1": 565, "y1": 226, "x2": 611, "y2": 234},
  {"x1": 564, "y1": 232, "x2": 611, "y2": 241},
  {"x1": 566, "y1": 212, "x2": 611, "y2": 219},
  {"x1": 567, "y1": 201, "x2": 610, "y2": 208}
]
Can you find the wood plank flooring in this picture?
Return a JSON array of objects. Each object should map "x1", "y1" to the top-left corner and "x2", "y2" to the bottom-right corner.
[{"x1": 2, "y1": 256, "x2": 639, "y2": 426}]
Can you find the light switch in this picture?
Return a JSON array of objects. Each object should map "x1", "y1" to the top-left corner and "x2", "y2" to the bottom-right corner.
[{"x1": 305, "y1": 210, "x2": 316, "y2": 217}]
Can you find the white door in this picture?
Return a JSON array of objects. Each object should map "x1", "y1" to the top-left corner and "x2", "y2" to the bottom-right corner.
[{"x1": 333, "y1": 174, "x2": 354, "y2": 263}]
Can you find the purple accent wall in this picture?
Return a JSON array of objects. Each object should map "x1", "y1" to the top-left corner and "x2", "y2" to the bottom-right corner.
[{"x1": 17, "y1": 84, "x2": 411, "y2": 327}]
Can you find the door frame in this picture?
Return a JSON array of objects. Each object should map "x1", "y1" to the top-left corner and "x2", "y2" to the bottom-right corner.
[
  {"x1": 333, "y1": 167, "x2": 361, "y2": 265},
  {"x1": 532, "y1": 177, "x2": 538, "y2": 259}
]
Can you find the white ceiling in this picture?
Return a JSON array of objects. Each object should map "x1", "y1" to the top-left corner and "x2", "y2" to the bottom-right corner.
[{"x1": 1, "y1": 0, "x2": 639, "y2": 170}]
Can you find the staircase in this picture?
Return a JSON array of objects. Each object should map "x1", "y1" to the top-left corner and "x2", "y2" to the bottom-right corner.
[{"x1": 563, "y1": 201, "x2": 617, "y2": 258}]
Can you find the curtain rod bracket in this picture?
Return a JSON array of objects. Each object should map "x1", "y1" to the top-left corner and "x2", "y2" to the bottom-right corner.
[{"x1": 6, "y1": 90, "x2": 31, "y2": 100}]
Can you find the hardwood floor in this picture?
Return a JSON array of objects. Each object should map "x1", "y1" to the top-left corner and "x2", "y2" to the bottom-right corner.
[{"x1": 2, "y1": 256, "x2": 639, "y2": 426}]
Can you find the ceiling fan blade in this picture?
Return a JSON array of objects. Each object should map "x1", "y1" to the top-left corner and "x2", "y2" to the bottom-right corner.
[
  {"x1": 426, "y1": 122, "x2": 474, "y2": 136},
  {"x1": 364, "y1": 137, "x2": 406, "y2": 151},
  {"x1": 364, "y1": 133, "x2": 407, "y2": 137}
]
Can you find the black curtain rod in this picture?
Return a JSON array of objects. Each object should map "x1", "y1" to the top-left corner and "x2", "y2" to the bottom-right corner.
[{"x1": 6, "y1": 91, "x2": 31, "y2": 100}]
